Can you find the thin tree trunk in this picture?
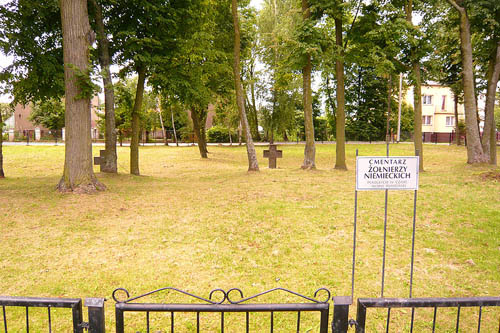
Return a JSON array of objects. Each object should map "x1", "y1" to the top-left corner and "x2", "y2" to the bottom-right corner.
[
  {"x1": 89, "y1": 0, "x2": 117, "y2": 173},
  {"x1": 0, "y1": 108, "x2": 4, "y2": 178},
  {"x1": 250, "y1": 77, "x2": 261, "y2": 141},
  {"x1": 447, "y1": 0, "x2": 487, "y2": 163},
  {"x1": 481, "y1": 40, "x2": 500, "y2": 165},
  {"x1": 130, "y1": 68, "x2": 146, "y2": 175},
  {"x1": 191, "y1": 107, "x2": 207, "y2": 158},
  {"x1": 454, "y1": 94, "x2": 461, "y2": 145},
  {"x1": 171, "y1": 106, "x2": 178, "y2": 146},
  {"x1": 334, "y1": 14, "x2": 347, "y2": 170},
  {"x1": 157, "y1": 104, "x2": 167, "y2": 146},
  {"x1": 58, "y1": 0, "x2": 104, "y2": 192},
  {"x1": 406, "y1": 0, "x2": 424, "y2": 171},
  {"x1": 232, "y1": 0, "x2": 259, "y2": 171},
  {"x1": 301, "y1": 0, "x2": 315, "y2": 170}
]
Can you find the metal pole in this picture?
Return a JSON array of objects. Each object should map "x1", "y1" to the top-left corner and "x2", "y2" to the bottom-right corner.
[
  {"x1": 381, "y1": 142, "x2": 389, "y2": 297},
  {"x1": 409, "y1": 150, "x2": 419, "y2": 298},
  {"x1": 397, "y1": 73, "x2": 403, "y2": 142},
  {"x1": 351, "y1": 149, "x2": 359, "y2": 299}
]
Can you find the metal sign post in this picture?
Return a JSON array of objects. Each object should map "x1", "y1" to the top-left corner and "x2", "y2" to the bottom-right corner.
[{"x1": 351, "y1": 146, "x2": 420, "y2": 301}]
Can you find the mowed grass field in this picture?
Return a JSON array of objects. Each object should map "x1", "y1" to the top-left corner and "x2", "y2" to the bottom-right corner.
[{"x1": 0, "y1": 143, "x2": 499, "y2": 332}]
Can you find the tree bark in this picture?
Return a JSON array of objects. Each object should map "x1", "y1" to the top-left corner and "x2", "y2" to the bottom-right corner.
[
  {"x1": 232, "y1": 0, "x2": 259, "y2": 171},
  {"x1": 89, "y1": 0, "x2": 117, "y2": 173},
  {"x1": 334, "y1": 14, "x2": 347, "y2": 170},
  {"x1": 0, "y1": 108, "x2": 4, "y2": 178},
  {"x1": 447, "y1": 0, "x2": 487, "y2": 163},
  {"x1": 171, "y1": 106, "x2": 178, "y2": 147},
  {"x1": 301, "y1": 0, "x2": 316, "y2": 170},
  {"x1": 250, "y1": 77, "x2": 261, "y2": 141},
  {"x1": 454, "y1": 93, "x2": 461, "y2": 145},
  {"x1": 58, "y1": 0, "x2": 105, "y2": 192},
  {"x1": 191, "y1": 107, "x2": 208, "y2": 158},
  {"x1": 406, "y1": 0, "x2": 424, "y2": 171},
  {"x1": 481, "y1": 40, "x2": 500, "y2": 165},
  {"x1": 130, "y1": 68, "x2": 146, "y2": 175}
]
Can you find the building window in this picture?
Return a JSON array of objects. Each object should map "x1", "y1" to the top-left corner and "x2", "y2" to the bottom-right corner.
[
  {"x1": 446, "y1": 116, "x2": 455, "y2": 126},
  {"x1": 423, "y1": 95, "x2": 433, "y2": 105},
  {"x1": 423, "y1": 115, "x2": 432, "y2": 125},
  {"x1": 441, "y1": 95, "x2": 446, "y2": 110}
]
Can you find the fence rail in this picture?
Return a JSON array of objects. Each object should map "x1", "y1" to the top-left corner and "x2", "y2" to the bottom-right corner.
[{"x1": 352, "y1": 297, "x2": 500, "y2": 333}]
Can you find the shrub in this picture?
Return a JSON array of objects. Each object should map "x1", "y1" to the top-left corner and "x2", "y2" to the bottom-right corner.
[{"x1": 207, "y1": 125, "x2": 237, "y2": 143}]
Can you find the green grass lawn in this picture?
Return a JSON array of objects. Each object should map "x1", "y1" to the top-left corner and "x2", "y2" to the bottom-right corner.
[{"x1": 0, "y1": 143, "x2": 499, "y2": 331}]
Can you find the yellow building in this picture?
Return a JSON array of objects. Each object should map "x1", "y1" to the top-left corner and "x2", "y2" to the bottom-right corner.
[{"x1": 406, "y1": 83, "x2": 465, "y2": 143}]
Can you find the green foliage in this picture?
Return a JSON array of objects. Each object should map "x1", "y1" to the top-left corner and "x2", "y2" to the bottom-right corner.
[
  {"x1": 207, "y1": 125, "x2": 237, "y2": 143},
  {"x1": 67, "y1": 64, "x2": 101, "y2": 101},
  {"x1": 0, "y1": 0, "x2": 64, "y2": 104},
  {"x1": 29, "y1": 98, "x2": 65, "y2": 131}
]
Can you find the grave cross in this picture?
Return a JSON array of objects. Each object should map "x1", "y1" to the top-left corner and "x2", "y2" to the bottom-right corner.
[
  {"x1": 93, "y1": 150, "x2": 106, "y2": 171},
  {"x1": 263, "y1": 144, "x2": 282, "y2": 169}
]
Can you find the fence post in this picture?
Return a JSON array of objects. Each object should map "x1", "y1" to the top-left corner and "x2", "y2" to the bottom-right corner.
[
  {"x1": 85, "y1": 298, "x2": 106, "y2": 333},
  {"x1": 332, "y1": 296, "x2": 351, "y2": 333}
]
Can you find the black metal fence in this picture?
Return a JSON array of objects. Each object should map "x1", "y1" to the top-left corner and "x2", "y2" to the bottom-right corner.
[
  {"x1": 3, "y1": 291, "x2": 500, "y2": 332},
  {"x1": 0, "y1": 296, "x2": 104, "y2": 333},
  {"x1": 113, "y1": 287, "x2": 330, "y2": 333}
]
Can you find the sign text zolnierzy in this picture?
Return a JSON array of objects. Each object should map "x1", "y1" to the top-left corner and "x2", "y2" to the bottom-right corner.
[{"x1": 356, "y1": 156, "x2": 419, "y2": 191}]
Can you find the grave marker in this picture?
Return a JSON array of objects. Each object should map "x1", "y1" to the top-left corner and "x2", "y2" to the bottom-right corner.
[
  {"x1": 94, "y1": 150, "x2": 106, "y2": 171},
  {"x1": 263, "y1": 144, "x2": 282, "y2": 169}
]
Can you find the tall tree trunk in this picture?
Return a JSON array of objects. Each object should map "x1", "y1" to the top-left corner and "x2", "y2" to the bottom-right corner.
[
  {"x1": 447, "y1": 0, "x2": 487, "y2": 163},
  {"x1": 301, "y1": 0, "x2": 316, "y2": 170},
  {"x1": 0, "y1": 108, "x2": 4, "y2": 178},
  {"x1": 481, "y1": 40, "x2": 500, "y2": 165},
  {"x1": 454, "y1": 93, "x2": 461, "y2": 145},
  {"x1": 191, "y1": 107, "x2": 207, "y2": 158},
  {"x1": 58, "y1": 0, "x2": 104, "y2": 192},
  {"x1": 406, "y1": 0, "x2": 424, "y2": 171},
  {"x1": 89, "y1": 0, "x2": 117, "y2": 173},
  {"x1": 232, "y1": 0, "x2": 259, "y2": 171},
  {"x1": 250, "y1": 78, "x2": 261, "y2": 141},
  {"x1": 334, "y1": 14, "x2": 347, "y2": 170},
  {"x1": 130, "y1": 68, "x2": 146, "y2": 175}
]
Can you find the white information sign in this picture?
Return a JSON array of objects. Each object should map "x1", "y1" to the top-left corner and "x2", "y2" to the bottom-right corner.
[{"x1": 356, "y1": 156, "x2": 419, "y2": 191}]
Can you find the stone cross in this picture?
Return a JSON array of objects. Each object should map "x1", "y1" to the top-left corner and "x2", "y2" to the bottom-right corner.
[
  {"x1": 93, "y1": 150, "x2": 106, "y2": 171},
  {"x1": 263, "y1": 144, "x2": 282, "y2": 169}
]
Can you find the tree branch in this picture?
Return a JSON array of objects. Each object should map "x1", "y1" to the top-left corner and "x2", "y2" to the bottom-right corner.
[{"x1": 446, "y1": 0, "x2": 463, "y2": 13}]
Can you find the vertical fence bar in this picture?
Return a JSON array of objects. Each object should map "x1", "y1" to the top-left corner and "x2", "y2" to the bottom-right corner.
[
  {"x1": 352, "y1": 149, "x2": 359, "y2": 298},
  {"x1": 355, "y1": 301, "x2": 367, "y2": 333},
  {"x1": 319, "y1": 308, "x2": 329, "y2": 333},
  {"x1": 25, "y1": 306, "x2": 29, "y2": 333},
  {"x1": 270, "y1": 311, "x2": 274, "y2": 333},
  {"x1": 409, "y1": 150, "x2": 419, "y2": 298},
  {"x1": 221, "y1": 312, "x2": 224, "y2": 333},
  {"x1": 381, "y1": 143, "x2": 389, "y2": 297},
  {"x1": 456, "y1": 306, "x2": 461, "y2": 333},
  {"x1": 171, "y1": 312, "x2": 174, "y2": 333},
  {"x1": 3, "y1": 305, "x2": 7, "y2": 332},
  {"x1": 385, "y1": 308, "x2": 391, "y2": 333},
  {"x1": 477, "y1": 306, "x2": 482, "y2": 333},
  {"x1": 72, "y1": 300, "x2": 83, "y2": 333},
  {"x1": 246, "y1": 312, "x2": 249, "y2": 333},
  {"x1": 196, "y1": 312, "x2": 200, "y2": 333},
  {"x1": 296, "y1": 311, "x2": 300, "y2": 333},
  {"x1": 410, "y1": 308, "x2": 415, "y2": 333},
  {"x1": 48, "y1": 306, "x2": 52, "y2": 333},
  {"x1": 432, "y1": 307, "x2": 437, "y2": 333},
  {"x1": 115, "y1": 307, "x2": 124, "y2": 333},
  {"x1": 146, "y1": 311, "x2": 149, "y2": 333},
  {"x1": 332, "y1": 297, "x2": 350, "y2": 333},
  {"x1": 85, "y1": 298, "x2": 106, "y2": 333}
]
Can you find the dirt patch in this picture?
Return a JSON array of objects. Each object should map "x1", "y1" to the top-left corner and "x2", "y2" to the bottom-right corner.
[{"x1": 479, "y1": 171, "x2": 500, "y2": 181}]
